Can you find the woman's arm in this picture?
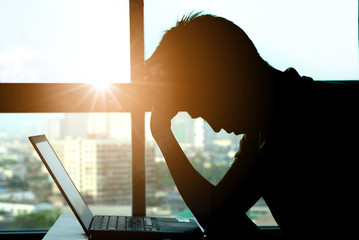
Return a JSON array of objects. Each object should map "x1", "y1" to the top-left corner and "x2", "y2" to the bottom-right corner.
[
  {"x1": 151, "y1": 103, "x2": 262, "y2": 227},
  {"x1": 211, "y1": 134, "x2": 262, "y2": 214},
  {"x1": 150, "y1": 104, "x2": 214, "y2": 227}
]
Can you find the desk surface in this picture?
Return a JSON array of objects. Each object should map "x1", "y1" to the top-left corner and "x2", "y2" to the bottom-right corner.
[
  {"x1": 43, "y1": 214, "x2": 87, "y2": 240},
  {"x1": 44, "y1": 214, "x2": 204, "y2": 240}
]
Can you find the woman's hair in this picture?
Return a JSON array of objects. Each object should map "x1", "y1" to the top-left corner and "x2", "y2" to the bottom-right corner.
[{"x1": 146, "y1": 12, "x2": 268, "y2": 99}]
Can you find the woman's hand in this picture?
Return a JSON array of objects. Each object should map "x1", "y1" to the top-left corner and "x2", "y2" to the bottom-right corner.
[{"x1": 150, "y1": 98, "x2": 179, "y2": 141}]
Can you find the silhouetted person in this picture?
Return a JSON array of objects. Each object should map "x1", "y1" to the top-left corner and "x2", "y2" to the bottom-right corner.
[{"x1": 146, "y1": 13, "x2": 358, "y2": 239}]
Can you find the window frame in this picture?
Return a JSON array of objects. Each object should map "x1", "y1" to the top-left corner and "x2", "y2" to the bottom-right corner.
[
  {"x1": 0, "y1": 0, "x2": 147, "y2": 236},
  {"x1": 0, "y1": 0, "x2": 358, "y2": 238}
]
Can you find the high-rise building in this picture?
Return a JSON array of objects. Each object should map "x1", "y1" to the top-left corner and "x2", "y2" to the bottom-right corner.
[
  {"x1": 194, "y1": 117, "x2": 204, "y2": 148},
  {"x1": 145, "y1": 142, "x2": 156, "y2": 200},
  {"x1": 94, "y1": 140, "x2": 132, "y2": 204},
  {"x1": 171, "y1": 112, "x2": 195, "y2": 148},
  {"x1": 107, "y1": 113, "x2": 131, "y2": 143},
  {"x1": 87, "y1": 113, "x2": 108, "y2": 138},
  {"x1": 52, "y1": 138, "x2": 82, "y2": 192},
  {"x1": 52, "y1": 138, "x2": 132, "y2": 205},
  {"x1": 44, "y1": 118, "x2": 63, "y2": 141},
  {"x1": 63, "y1": 113, "x2": 89, "y2": 138}
]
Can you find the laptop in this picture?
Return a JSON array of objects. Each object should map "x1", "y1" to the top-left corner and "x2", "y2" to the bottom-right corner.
[{"x1": 29, "y1": 135, "x2": 202, "y2": 240}]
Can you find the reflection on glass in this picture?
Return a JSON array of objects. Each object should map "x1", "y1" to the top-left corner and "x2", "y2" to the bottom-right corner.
[{"x1": 0, "y1": 113, "x2": 131, "y2": 230}]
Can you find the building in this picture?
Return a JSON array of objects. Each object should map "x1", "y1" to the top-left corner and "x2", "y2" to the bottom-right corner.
[
  {"x1": 44, "y1": 118, "x2": 63, "y2": 141},
  {"x1": 52, "y1": 138, "x2": 132, "y2": 205}
]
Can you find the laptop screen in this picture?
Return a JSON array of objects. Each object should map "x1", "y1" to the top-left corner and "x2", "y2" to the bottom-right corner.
[{"x1": 30, "y1": 135, "x2": 93, "y2": 231}]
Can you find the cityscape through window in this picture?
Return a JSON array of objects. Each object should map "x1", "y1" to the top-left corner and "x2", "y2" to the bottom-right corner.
[{"x1": 0, "y1": 113, "x2": 132, "y2": 230}]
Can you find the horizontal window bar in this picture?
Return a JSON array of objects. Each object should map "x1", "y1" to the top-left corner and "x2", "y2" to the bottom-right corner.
[
  {"x1": 1, "y1": 81, "x2": 357, "y2": 113},
  {"x1": 0, "y1": 83, "x2": 152, "y2": 113}
]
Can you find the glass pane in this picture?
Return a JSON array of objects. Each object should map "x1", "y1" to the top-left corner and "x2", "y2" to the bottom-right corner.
[
  {"x1": 0, "y1": 113, "x2": 131, "y2": 230},
  {"x1": 0, "y1": 0, "x2": 130, "y2": 83},
  {"x1": 145, "y1": 0, "x2": 358, "y2": 80},
  {"x1": 145, "y1": 113, "x2": 277, "y2": 226}
]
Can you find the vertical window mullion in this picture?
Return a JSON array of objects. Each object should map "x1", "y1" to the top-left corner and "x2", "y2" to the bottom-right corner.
[
  {"x1": 129, "y1": 0, "x2": 146, "y2": 216},
  {"x1": 131, "y1": 111, "x2": 146, "y2": 216}
]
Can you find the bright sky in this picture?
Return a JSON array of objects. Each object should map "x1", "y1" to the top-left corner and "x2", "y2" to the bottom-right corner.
[
  {"x1": 0, "y1": 0, "x2": 130, "y2": 83},
  {"x1": 0, "y1": 0, "x2": 358, "y2": 83},
  {"x1": 145, "y1": 0, "x2": 359, "y2": 80}
]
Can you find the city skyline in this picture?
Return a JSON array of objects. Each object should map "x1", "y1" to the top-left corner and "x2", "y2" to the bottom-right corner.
[
  {"x1": 0, "y1": 112, "x2": 242, "y2": 147},
  {"x1": 0, "y1": 111, "x2": 266, "y2": 231}
]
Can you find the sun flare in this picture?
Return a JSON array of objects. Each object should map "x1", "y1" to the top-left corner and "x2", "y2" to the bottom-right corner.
[{"x1": 91, "y1": 81, "x2": 112, "y2": 91}]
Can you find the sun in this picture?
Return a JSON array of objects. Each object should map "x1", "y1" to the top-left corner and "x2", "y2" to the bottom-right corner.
[{"x1": 91, "y1": 81, "x2": 112, "y2": 91}]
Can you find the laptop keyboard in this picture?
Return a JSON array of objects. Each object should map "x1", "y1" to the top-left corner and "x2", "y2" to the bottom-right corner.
[{"x1": 92, "y1": 216, "x2": 155, "y2": 231}]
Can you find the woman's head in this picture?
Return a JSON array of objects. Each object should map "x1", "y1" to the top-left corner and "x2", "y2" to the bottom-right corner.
[{"x1": 146, "y1": 13, "x2": 270, "y2": 133}]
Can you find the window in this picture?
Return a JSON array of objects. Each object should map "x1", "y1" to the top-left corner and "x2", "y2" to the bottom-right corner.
[
  {"x1": 0, "y1": 0, "x2": 358, "y2": 236},
  {"x1": 0, "y1": 0, "x2": 133, "y2": 232},
  {"x1": 0, "y1": 113, "x2": 132, "y2": 230}
]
